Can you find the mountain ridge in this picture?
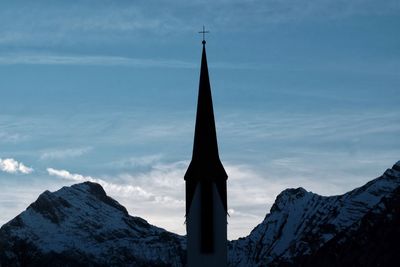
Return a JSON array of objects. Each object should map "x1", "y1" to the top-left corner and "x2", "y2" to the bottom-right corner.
[
  {"x1": 1, "y1": 161, "x2": 399, "y2": 266},
  {"x1": 229, "y1": 161, "x2": 400, "y2": 266},
  {"x1": 0, "y1": 182, "x2": 185, "y2": 267}
]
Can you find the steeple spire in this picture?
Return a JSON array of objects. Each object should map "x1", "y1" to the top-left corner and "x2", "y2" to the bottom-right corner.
[
  {"x1": 190, "y1": 38, "x2": 222, "y2": 171},
  {"x1": 185, "y1": 33, "x2": 227, "y2": 196},
  {"x1": 185, "y1": 33, "x2": 228, "y2": 258}
]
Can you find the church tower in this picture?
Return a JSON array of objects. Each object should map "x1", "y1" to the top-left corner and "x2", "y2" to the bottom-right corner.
[{"x1": 185, "y1": 29, "x2": 228, "y2": 267}]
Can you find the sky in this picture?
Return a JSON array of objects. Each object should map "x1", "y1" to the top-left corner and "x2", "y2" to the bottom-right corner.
[{"x1": 0, "y1": 0, "x2": 399, "y2": 240}]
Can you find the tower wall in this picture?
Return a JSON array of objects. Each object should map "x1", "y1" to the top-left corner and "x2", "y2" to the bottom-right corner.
[{"x1": 186, "y1": 183, "x2": 227, "y2": 267}]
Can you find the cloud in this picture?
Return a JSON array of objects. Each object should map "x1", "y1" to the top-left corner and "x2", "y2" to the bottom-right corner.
[
  {"x1": 46, "y1": 168, "x2": 151, "y2": 198},
  {"x1": 0, "y1": 131, "x2": 27, "y2": 143},
  {"x1": 115, "y1": 161, "x2": 339, "y2": 239},
  {"x1": 45, "y1": 161, "x2": 284, "y2": 239},
  {"x1": 0, "y1": 53, "x2": 255, "y2": 70},
  {"x1": 0, "y1": 54, "x2": 196, "y2": 68},
  {"x1": 40, "y1": 147, "x2": 92, "y2": 160},
  {"x1": 2, "y1": 108, "x2": 398, "y2": 238},
  {"x1": 46, "y1": 162, "x2": 188, "y2": 235},
  {"x1": 21, "y1": 151, "x2": 400, "y2": 240},
  {"x1": 0, "y1": 158, "x2": 33, "y2": 174},
  {"x1": 44, "y1": 144, "x2": 400, "y2": 240},
  {"x1": 1, "y1": 0, "x2": 398, "y2": 48},
  {"x1": 46, "y1": 167, "x2": 183, "y2": 206},
  {"x1": 108, "y1": 154, "x2": 164, "y2": 168}
]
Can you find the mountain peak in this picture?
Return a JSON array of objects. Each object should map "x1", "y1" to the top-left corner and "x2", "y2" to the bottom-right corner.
[
  {"x1": 75, "y1": 181, "x2": 106, "y2": 195},
  {"x1": 271, "y1": 187, "x2": 312, "y2": 213},
  {"x1": 229, "y1": 161, "x2": 400, "y2": 266},
  {"x1": 1, "y1": 182, "x2": 185, "y2": 266},
  {"x1": 28, "y1": 181, "x2": 129, "y2": 225},
  {"x1": 72, "y1": 181, "x2": 128, "y2": 214},
  {"x1": 279, "y1": 187, "x2": 308, "y2": 199}
]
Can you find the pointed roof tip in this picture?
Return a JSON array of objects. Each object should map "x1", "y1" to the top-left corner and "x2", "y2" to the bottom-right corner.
[{"x1": 184, "y1": 35, "x2": 227, "y2": 182}]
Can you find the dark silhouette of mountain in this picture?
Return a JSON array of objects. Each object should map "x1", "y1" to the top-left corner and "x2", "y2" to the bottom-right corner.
[
  {"x1": 296, "y1": 185, "x2": 400, "y2": 267},
  {"x1": 0, "y1": 182, "x2": 185, "y2": 267},
  {"x1": 229, "y1": 161, "x2": 400, "y2": 266},
  {"x1": 1, "y1": 161, "x2": 399, "y2": 267}
]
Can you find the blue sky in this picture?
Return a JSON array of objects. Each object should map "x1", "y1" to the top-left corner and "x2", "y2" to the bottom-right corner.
[{"x1": 0, "y1": 0, "x2": 399, "y2": 239}]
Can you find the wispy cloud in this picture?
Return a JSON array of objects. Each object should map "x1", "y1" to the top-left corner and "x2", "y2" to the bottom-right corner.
[
  {"x1": 0, "y1": 54, "x2": 196, "y2": 68},
  {"x1": 0, "y1": 53, "x2": 255, "y2": 69},
  {"x1": 0, "y1": 131, "x2": 27, "y2": 143},
  {"x1": 47, "y1": 168, "x2": 153, "y2": 199},
  {"x1": 0, "y1": 158, "x2": 33, "y2": 174},
  {"x1": 40, "y1": 147, "x2": 92, "y2": 160},
  {"x1": 46, "y1": 167, "x2": 184, "y2": 206},
  {"x1": 107, "y1": 154, "x2": 163, "y2": 168},
  {"x1": 1, "y1": 0, "x2": 398, "y2": 47},
  {"x1": 219, "y1": 111, "x2": 400, "y2": 143}
]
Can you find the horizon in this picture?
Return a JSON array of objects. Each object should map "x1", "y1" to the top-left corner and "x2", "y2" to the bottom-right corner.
[{"x1": 0, "y1": 0, "x2": 399, "y2": 239}]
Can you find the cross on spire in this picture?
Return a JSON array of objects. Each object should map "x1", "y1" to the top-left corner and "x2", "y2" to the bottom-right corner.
[{"x1": 199, "y1": 25, "x2": 209, "y2": 45}]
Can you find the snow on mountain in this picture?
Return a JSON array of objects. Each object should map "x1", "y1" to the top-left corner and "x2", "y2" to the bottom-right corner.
[
  {"x1": 300, "y1": 183, "x2": 400, "y2": 267},
  {"x1": 0, "y1": 182, "x2": 185, "y2": 267},
  {"x1": 1, "y1": 161, "x2": 399, "y2": 266},
  {"x1": 228, "y1": 161, "x2": 400, "y2": 266}
]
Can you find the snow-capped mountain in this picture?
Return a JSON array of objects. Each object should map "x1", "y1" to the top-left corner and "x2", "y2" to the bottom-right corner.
[
  {"x1": 0, "y1": 182, "x2": 185, "y2": 267},
  {"x1": 228, "y1": 161, "x2": 400, "y2": 266},
  {"x1": 1, "y1": 161, "x2": 399, "y2": 267}
]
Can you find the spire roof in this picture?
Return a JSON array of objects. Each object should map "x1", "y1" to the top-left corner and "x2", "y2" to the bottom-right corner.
[
  {"x1": 185, "y1": 37, "x2": 228, "y2": 254},
  {"x1": 184, "y1": 42, "x2": 227, "y2": 181},
  {"x1": 193, "y1": 44, "x2": 218, "y2": 161}
]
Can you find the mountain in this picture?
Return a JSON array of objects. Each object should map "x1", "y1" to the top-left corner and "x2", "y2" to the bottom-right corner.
[
  {"x1": 228, "y1": 161, "x2": 400, "y2": 266},
  {"x1": 1, "y1": 161, "x2": 399, "y2": 267},
  {"x1": 0, "y1": 182, "x2": 185, "y2": 267}
]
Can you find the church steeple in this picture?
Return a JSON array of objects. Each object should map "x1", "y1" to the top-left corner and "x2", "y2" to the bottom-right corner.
[
  {"x1": 185, "y1": 38, "x2": 228, "y2": 183},
  {"x1": 185, "y1": 29, "x2": 228, "y2": 265}
]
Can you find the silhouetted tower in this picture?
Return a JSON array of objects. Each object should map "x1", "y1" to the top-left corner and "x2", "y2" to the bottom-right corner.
[{"x1": 185, "y1": 27, "x2": 228, "y2": 267}]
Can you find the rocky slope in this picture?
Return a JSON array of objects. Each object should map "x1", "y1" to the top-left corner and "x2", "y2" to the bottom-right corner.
[
  {"x1": 0, "y1": 182, "x2": 185, "y2": 267},
  {"x1": 297, "y1": 185, "x2": 400, "y2": 267},
  {"x1": 228, "y1": 161, "x2": 400, "y2": 266},
  {"x1": 1, "y1": 161, "x2": 399, "y2": 266}
]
